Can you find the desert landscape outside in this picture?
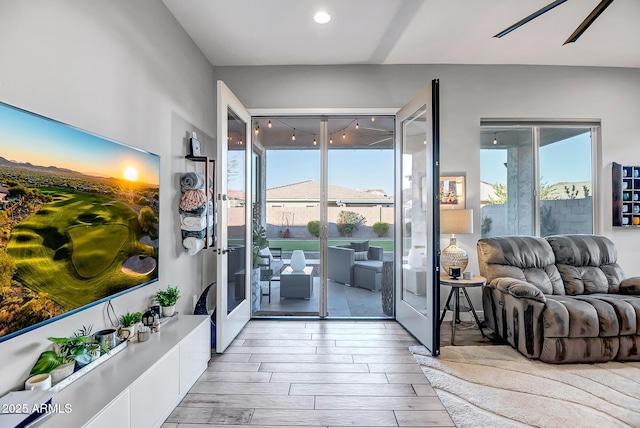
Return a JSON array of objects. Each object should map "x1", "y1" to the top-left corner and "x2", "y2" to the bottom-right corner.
[{"x1": 0, "y1": 102, "x2": 159, "y2": 340}]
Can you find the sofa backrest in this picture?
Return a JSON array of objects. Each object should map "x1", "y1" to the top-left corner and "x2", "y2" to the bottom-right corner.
[
  {"x1": 545, "y1": 234, "x2": 626, "y2": 294},
  {"x1": 477, "y1": 236, "x2": 565, "y2": 295}
]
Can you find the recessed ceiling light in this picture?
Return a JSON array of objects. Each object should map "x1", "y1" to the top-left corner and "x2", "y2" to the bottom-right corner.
[{"x1": 313, "y1": 11, "x2": 331, "y2": 24}]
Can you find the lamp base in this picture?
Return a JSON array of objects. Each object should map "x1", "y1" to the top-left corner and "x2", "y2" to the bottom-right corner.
[{"x1": 440, "y1": 236, "x2": 468, "y2": 276}]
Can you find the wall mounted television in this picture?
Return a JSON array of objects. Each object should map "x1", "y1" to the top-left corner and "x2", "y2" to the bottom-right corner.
[{"x1": 0, "y1": 101, "x2": 159, "y2": 342}]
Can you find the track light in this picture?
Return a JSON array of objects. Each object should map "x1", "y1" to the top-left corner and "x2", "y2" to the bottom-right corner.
[
  {"x1": 268, "y1": 120, "x2": 272, "y2": 128},
  {"x1": 292, "y1": 129, "x2": 296, "y2": 141},
  {"x1": 356, "y1": 122, "x2": 359, "y2": 130},
  {"x1": 342, "y1": 131, "x2": 346, "y2": 139}
]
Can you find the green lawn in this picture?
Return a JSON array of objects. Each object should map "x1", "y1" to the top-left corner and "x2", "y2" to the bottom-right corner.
[
  {"x1": 6, "y1": 188, "x2": 157, "y2": 310},
  {"x1": 267, "y1": 239, "x2": 394, "y2": 252}
]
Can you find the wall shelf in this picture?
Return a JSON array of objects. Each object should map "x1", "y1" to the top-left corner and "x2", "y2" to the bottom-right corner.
[
  {"x1": 612, "y1": 162, "x2": 640, "y2": 227},
  {"x1": 184, "y1": 156, "x2": 215, "y2": 249}
]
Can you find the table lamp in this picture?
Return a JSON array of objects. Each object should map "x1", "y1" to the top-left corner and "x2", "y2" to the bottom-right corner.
[{"x1": 440, "y1": 209, "x2": 473, "y2": 276}]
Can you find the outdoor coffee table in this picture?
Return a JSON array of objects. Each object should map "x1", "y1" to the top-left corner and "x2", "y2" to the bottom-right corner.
[{"x1": 280, "y1": 266, "x2": 313, "y2": 299}]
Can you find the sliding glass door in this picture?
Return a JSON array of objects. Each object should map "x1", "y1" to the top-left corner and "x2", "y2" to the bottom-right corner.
[
  {"x1": 251, "y1": 117, "x2": 321, "y2": 316},
  {"x1": 326, "y1": 117, "x2": 394, "y2": 317},
  {"x1": 250, "y1": 115, "x2": 395, "y2": 318}
]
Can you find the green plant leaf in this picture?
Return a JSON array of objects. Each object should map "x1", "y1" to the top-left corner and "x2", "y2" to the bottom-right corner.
[{"x1": 30, "y1": 350, "x2": 63, "y2": 375}]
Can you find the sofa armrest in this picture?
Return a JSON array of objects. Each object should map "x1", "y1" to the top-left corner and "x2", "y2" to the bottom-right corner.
[
  {"x1": 620, "y1": 277, "x2": 640, "y2": 294},
  {"x1": 488, "y1": 277, "x2": 547, "y2": 303},
  {"x1": 368, "y1": 246, "x2": 384, "y2": 261}
]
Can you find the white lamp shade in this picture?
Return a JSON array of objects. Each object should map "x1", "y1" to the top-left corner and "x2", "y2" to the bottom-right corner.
[
  {"x1": 440, "y1": 209, "x2": 473, "y2": 234},
  {"x1": 290, "y1": 250, "x2": 306, "y2": 271}
]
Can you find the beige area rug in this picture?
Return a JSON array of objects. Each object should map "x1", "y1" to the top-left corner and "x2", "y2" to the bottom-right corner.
[{"x1": 411, "y1": 345, "x2": 640, "y2": 428}]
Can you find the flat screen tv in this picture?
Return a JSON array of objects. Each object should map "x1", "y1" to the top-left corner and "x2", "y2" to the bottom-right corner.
[{"x1": 0, "y1": 101, "x2": 159, "y2": 342}]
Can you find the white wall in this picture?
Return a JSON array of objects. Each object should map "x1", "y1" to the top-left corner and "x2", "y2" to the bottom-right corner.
[
  {"x1": 0, "y1": 0, "x2": 216, "y2": 392},
  {"x1": 214, "y1": 63, "x2": 640, "y2": 308}
]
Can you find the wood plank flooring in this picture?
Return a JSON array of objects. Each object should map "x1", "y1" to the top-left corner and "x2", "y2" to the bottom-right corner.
[{"x1": 163, "y1": 320, "x2": 455, "y2": 427}]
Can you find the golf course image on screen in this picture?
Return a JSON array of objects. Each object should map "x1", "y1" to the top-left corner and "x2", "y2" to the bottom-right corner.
[{"x1": 0, "y1": 102, "x2": 159, "y2": 341}]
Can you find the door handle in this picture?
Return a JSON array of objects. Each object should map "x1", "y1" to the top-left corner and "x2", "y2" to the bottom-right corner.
[{"x1": 220, "y1": 248, "x2": 235, "y2": 254}]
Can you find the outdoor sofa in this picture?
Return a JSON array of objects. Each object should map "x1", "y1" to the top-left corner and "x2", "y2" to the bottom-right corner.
[{"x1": 477, "y1": 234, "x2": 640, "y2": 363}]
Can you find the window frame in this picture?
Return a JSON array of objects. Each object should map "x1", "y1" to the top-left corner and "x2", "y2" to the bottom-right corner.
[{"x1": 480, "y1": 120, "x2": 600, "y2": 237}]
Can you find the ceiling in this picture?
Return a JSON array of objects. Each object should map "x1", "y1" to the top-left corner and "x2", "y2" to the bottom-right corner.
[{"x1": 162, "y1": 0, "x2": 640, "y2": 68}]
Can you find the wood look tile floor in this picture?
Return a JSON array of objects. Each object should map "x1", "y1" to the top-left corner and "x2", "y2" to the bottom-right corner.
[{"x1": 163, "y1": 320, "x2": 455, "y2": 427}]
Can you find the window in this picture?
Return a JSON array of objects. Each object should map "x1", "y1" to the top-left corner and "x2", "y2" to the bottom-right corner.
[{"x1": 480, "y1": 122, "x2": 598, "y2": 238}]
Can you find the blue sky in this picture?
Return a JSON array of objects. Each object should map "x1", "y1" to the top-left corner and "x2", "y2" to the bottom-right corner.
[
  {"x1": 0, "y1": 103, "x2": 159, "y2": 185},
  {"x1": 267, "y1": 149, "x2": 394, "y2": 194},
  {"x1": 481, "y1": 133, "x2": 592, "y2": 185}
]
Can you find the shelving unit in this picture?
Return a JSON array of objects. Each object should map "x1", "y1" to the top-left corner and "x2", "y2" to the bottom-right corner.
[
  {"x1": 184, "y1": 155, "x2": 215, "y2": 248},
  {"x1": 612, "y1": 162, "x2": 640, "y2": 227}
]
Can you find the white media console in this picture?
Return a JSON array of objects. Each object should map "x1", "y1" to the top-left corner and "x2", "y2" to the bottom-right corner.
[{"x1": 39, "y1": 315, "x2": 210, "y2": 428}]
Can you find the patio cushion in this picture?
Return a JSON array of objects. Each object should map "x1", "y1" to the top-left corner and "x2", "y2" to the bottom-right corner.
[
  {"x1": 354, "y1": 260, "x2": 383, "y2": 273},
  {"x1": 351, "y1": 241, "x2": 370, "y2": 252},
  {"x1": 354, "y1": 251, "x2": 368, "y2": 261}
]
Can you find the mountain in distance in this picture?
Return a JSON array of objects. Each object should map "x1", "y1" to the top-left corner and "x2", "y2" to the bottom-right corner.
[{"x1": 0, "y1": 156, "x2": 87, "y2": 176}]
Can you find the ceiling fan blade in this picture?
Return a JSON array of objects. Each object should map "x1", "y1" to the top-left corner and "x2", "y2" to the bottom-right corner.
[
  {"x1": 368, "y1": 137, "x2": 392, "y2": 146},
  {"x1": 563, "y1": 0, "x2": 614, "y2": 44},
  {"x1": 494, "y1": 0, "x2": 568, "y2": 38}
]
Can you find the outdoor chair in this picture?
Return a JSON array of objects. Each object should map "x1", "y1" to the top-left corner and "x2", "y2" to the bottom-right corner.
[{"x1": 327, "y1": 241, "x2": 383, "y2": 291}]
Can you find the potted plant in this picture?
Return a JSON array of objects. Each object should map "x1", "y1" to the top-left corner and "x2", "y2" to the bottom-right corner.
[
  {"x1": 30, "y1": 335, "x2": 92, "y2": 383},
  {"x1": 119, "y1": 312, "x2": 137, "y2": 337},
  {"x1": 155, "y1": 285, "x2": 180, "y2": 317},
  {"x1": 251, "y1": 203, "x2": 268, "y2": 312},
  {"x1": 72, "y1": 325, "x2": 107, "y2": 361},
  {"x1": 133, "y1": 311, "x2": 143, "y2": 332}
]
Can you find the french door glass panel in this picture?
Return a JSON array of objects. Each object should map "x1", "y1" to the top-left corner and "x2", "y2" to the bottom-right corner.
[
  {"x1": 216, "y1": 81, "x2": 251, "y2": 353},
  {"x1": 395, "y1": 81, "x2": 438, "y2": 352}
]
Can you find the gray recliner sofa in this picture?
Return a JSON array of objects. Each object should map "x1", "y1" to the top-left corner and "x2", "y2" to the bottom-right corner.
[
  {"x1": 328, "y1": 243, "x2": 383, "y2": 291},
  {"x1": 477, "y1": 234, "x2": 640, "y2": 363}
]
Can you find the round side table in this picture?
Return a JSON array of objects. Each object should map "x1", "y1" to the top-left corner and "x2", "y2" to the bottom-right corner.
[{"x1": 438, "y1": 273, "x2": 486, "y2": 345}]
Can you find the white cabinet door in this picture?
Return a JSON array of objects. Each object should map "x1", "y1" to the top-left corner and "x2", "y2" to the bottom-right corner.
[
  {"x1": 83, "y1": 389, "x2": 130, "y2": 428},
  {"x1": 180, "y1": 319, "x2": 211, "y2": 393},
  {"x1": 130, "y1": 348, "x2": 180, "y2": 428}
]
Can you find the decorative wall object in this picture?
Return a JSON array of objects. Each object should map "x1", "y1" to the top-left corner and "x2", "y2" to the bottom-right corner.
[
  {"x1": 440, "y1": 173, "x2": 466, "y2": 209},
  {"x1": 181, "y1": 153, "x2": 215, "y2": 254},
  {"x1": 612, "y1": 162, "x2": 640, "y2": 227},
  {"x1": 0, "y1": 101, "x2": 159, "y2": 343}
]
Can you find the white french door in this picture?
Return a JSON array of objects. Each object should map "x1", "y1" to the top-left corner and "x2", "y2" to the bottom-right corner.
[
  {"x1": 394, "y1": 80, "x2": 440, "y2": 354},
  {"x1": 215, "y1": 81, "x2": 252, "y2": 352}
]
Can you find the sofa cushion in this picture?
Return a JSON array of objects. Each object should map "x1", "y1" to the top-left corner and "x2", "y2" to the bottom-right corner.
[
  {"x1": 354, "y1": 260, "x2": 383, "y2": 272},
  {"x1": 546, "y1": 235, "x2": 626, "y2": 294},
  {"x1": 543, "y1": 295, "x2": 619, "y2": 338},
  {"x1": 354, "y1": 251, "x2": 368, "y2": 261},
  {"x1": 477, "y1": 236, "x2": 564, "y2": 295}
]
